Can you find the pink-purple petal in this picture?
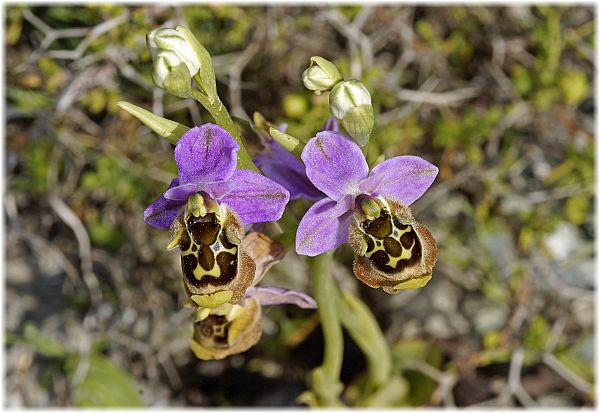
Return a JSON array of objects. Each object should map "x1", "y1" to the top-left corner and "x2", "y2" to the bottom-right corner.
[
  {"x1": 359, "y1": 155, "x2": 439, "y2": 205},
  {"x1": 245, "y1": 286, "x2": 317, "y2": 309},
  {"x1": 296, "y1": 196, "x2": 354, "y2": 256},
  {"x1": 206, "y1": 170, "x2": 290, "y2": 226},
  {"x1": 302, "y1": 131, "x2": 368, "y2": 201},
  {"x1": 143, "y1": 178, "x2": 185, "y2": 229},
  {"x1": 254, "y1": 140, "x2": 324, "y2": 201},
  {"x1": 163, "y1": 182, "x2": 201, "y2": 200},
  {"x1": 174, "y1": 124, "x2": 239, "y2": 185}
]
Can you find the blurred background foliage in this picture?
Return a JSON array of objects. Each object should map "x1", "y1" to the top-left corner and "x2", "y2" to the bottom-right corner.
[{"x1": 5, "y1": 4, "x2": 594, "y2": 407}]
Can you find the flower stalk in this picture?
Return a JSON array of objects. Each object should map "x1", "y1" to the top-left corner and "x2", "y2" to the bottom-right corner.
[
  {"x1": 308, "y1": 251, "x2": 344, "y2": 406},
  {"x1": 337, "y1": 291, "x2": 392, "y2": 395}
]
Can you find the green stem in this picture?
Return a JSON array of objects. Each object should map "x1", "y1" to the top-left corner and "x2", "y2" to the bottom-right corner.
[
  {"x1": 190, "y1": 89, "x2": 259, "y2": 172},
  {"x1": 312, "y1": 252, "x2": 343, "y2": 379},
  {"x1": 337, "y1": 291, "x2": 392, "y2": 396},
  {"x1": 309, "y1": 251, "x2": 344, "y2": 406}
]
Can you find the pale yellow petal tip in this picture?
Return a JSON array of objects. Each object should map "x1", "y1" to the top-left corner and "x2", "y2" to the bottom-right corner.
[
  {"x1": 189, "y1": 338, "x2": 213, "y2": 360},
  {"x1": 392, "y1": 275, "x2": 432, "y2": 291},
  {"x1": 190, "y1": 291, "x2": 233, "y2": 308}
]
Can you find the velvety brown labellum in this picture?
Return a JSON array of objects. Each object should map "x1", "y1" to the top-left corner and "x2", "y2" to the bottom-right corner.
[
  {"x1": 169, "y1": 193, "x2": 255, "y2": 305},
  {"x1": 189, "y1": 297, "x2": 262, "y2": 360},
  {"x1": 348, "y1": 197, "x2": 437, "y2": 294}
]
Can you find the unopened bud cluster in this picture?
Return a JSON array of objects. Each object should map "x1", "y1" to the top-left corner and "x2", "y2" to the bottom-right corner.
[{"x1": 302, "y1": 56, "x2": 374, "y2": 147}]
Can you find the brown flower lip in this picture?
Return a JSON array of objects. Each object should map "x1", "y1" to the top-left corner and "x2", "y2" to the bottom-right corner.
[
  {"x1": 189, "y1": 297, "x2": 262, "y2": 360},
  {"x1": 348, "y1": 197, "x2": 438, "y2": 293},
  {"x1": 169, "y1": 193, "x2": 255, "y2": 308}
]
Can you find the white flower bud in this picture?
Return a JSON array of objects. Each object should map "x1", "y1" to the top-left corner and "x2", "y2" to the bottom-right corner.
[
  {"x1": 152, "y1": 50, "x2": 193, "y2": 98},
  {"x1": 329, "y1": 80, "x2": 374, "y2": 146},
  {"x1": 147, "y1": 28, "x2": 201, "y2": 77},
  {"x1": 302, "y1": 56, "x2": 342, "y2": 94},
  {"x1": 329, "y1": 80, "x2": 372, "y2": 119}
]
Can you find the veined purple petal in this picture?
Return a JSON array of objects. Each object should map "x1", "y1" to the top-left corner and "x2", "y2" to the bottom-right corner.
[
  {"x1": 174, "y1": 124, "x2": 239, "y2": 185},
  {"x1": 320, "y1": 117, "x2": 339, "y2": 132},
  {"x1": 163, "y1": 182, "x2": 201, "y2": 200},
  {"x1": 302, "y1": 131, "x2": 368, "y2": 201},
  {"x1": 143, "y1": 178, "x2": 185, "y2": 229},
  {"x1": 245, "y1": 286, "x2": 317, "y2": 309},
  {"x1": 254, "y1": 140, "x2": 324, "y2": 201},
  {"x1": 359, "y1": 155, "x2": 438, "y2": 205},
  {"x1": 206, "y1": 170, "x2": 290, "y2": 226},
  {"x1": 296, "y1": 196, "x2": 354, "y2": 256}
]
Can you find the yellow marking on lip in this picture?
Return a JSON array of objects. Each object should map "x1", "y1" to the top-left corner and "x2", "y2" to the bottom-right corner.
[
  {"x1": 363, "y1": 225, "x2": 415, "y2": 269},
  {"x1": 190, "y1": 291, "x2": 234, "y2": 308},
  {"x1": 391, "y1": 275, "x2": 432, "y2": 291}
]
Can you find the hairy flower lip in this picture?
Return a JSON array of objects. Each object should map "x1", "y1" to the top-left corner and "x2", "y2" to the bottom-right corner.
[
  {"x1": 296, "y1": 131, "x2": 438, "y2": 258},
  {"x1": 188, "y1": 232, "x2": 317, "y2": 360}
]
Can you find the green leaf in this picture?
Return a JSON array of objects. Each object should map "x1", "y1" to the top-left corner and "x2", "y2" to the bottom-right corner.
[
  {"x1": 391, "y1": 339, "x2": 442, "y2": 406},
  {"x1": 66, "y1": 354, "x2": 145, "y2": 407},
  {"x1": 559, "y1": 69, "x2": 589, "y2": 105},
  {"x1": 22, "y1": 323, "x2": 67, "y2": 358},
  {"x1": 269, "y1": 127, "x2": 301, "y2": 155},
  {"x1": 337, "y1": 292, "x2": 392, "y2": 392},
  {"x1": 117, "y1": 101, "x2": 189, "y2": 144}
]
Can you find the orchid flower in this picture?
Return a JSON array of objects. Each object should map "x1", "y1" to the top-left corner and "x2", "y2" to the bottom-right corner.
[
  {"x1": 189, "y1": 231, "x2": 316, "y2": 360},
  {"x1": 144, "y1": 123, "x2": 289, "y2": 229},
  {"x1": 295, "y1": 131, "x2": 439, "y2": 293},
  {"x1": 143, "y1": 124, "x2": 290, "y2": 307}
]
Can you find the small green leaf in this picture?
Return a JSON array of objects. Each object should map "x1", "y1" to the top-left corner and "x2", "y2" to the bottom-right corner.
[
  {"x1": 269, "y1": 127, "x2": 301, "y2": 154},
  {"x1": 22, "y1": 323, "x2": 67, "y2": 358},
  {"x1": 117, "y1": 101, "x2": 189, "y2": 144},
  {"x1": 66, "y1": 354, "x2": 145, "y2": 407},
  {"x1": 559, "y1": 69, "x2": 589, "y2": 105}
]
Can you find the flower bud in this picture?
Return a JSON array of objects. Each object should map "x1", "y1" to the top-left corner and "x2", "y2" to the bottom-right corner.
[
  {"x1": 147, "y1": 28, "x2": 201, "y2": 77},
  {"x1": 151, "y1": 50, "x2": 194, "y2": 98},
  {"x1": 329, "y1": 80, "x2": 374, "y2": 146},
  {"x1": 302, "y1": 56, "x2": 342, "y2": 94}
]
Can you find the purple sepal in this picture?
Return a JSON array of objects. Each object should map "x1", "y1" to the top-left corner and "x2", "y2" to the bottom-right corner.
[
  {"x1": 143, "y1": 178, "x2": 185, "y2": 229},
  {"x1": 245, "y1": 286, "x2": 317, "y2": 309},
  {"x1": 359, "y1": 155, "x2": 439, "y2": 205},
  {"x1": 254, "y1": 140, "x2": 324, "y2": 202},
  {"x1": 206, "y1": 169, "x2": 290, "y2": 226},
  {"x1": 301, "y1": 131, "x2": 368, "y2": 201},
  {"x1": 296, "y1": 195, "x2": 354, "y2": 256},
  {"x1": 174, "y1": 124, "x2": 239, "y2": 185}
]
